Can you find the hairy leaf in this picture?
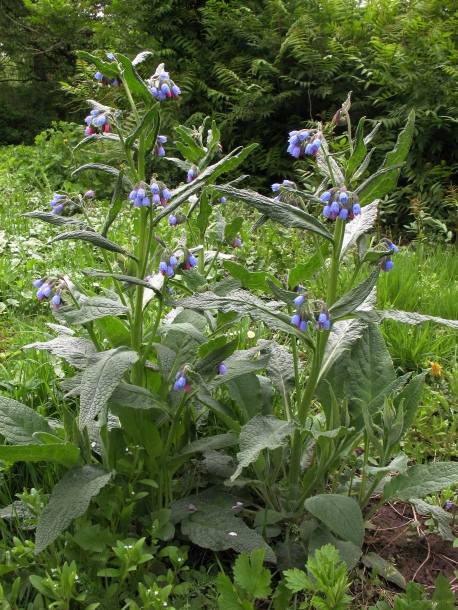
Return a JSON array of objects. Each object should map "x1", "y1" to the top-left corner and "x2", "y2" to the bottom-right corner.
[
  {"x1": 304, "y1": 494, "x2": 365, "y2": 548},
  {"x1": 22, "y1": 211, "x2": 94, "y2": 232},
  {"x1": 382, "y1": 463, "x2": 458, "y2": 501},
  {"x1": 0, "y1": 443, "x2": 79, "y2": 468},
  {"x1": 55, "y1": 296, "x2": 129, "y2": 326},
  {"x1": 0, "y1": 397, "x2": 54, "y2": 445},
  {"x1": 50, "y1": 231, "x2": 137, "y2": 261},
  {"x1": 23, "y1": 335, "x2": 98, "y2": 369}
]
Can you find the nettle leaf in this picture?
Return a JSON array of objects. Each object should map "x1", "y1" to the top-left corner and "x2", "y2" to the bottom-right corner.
[
  {"x1": 329, "y1": 267, "x2": 380, "y2": 320},
  {"x1": 181, "y1": 506, "x2": 276, "y2": 563},
  {"x1": 304, "y1": 494, "x2": 365, "y2": 549},
  {"x1": 340, "y1": 200, "x2": 379, "y2": 259},
  {"x1": 79, "y1": 348, "x2": 139, "y2": 428},
  {"x1": 23, "y1": 335, "x2": 98, "y2": 369},
  {"x1": 215, "y1": 185, "x2": 333, "y2": 243},
  {"x1": 346, "y1": 117, "x2": 367, "y2": 180},
  {"x1": 22, "y1": 211, "x2": 94, "y2": 232},
  {"x1": 55, "y1": 296, "x2": 129, "y2": 326},
  {"x1": 358, "y1": 309, "x2": 458, "y2": 330},
  {"x1": 223, "y1": 261, "x2": 281, "y2": 291},
  {"x1": 411, "y1": 499, "x2": 454, "y2": 542},
  {"x1": 231, "y1": 415, "x2": 294, "y2": 481},
  {"x1": 317, "y1": 321, "x2": 395, "y2": 424},
  {"x1": 172, "y1": 290, "x2": 314, "y2": 346},
  {"x1": 288, "y1": 243, "x2": 330, "y2": 288},
  {"x1": 0, "y1": 443, "x2": 79, "y2": 468},
  {"x1": 50, "y1": 231, "x2": 137, "y2": 261},
  {"x1": 382, "y1": 462, "x2": 458, "y2": 502},
  {"x1": 83, "y1": 270, "x2": 161, "y2": 296},
  {"x1": 35, "y1": 465, "x2": 114, "y2": 554},
  {"x1": 0, "y1": 397, "x2": 54, "y2": 445}
]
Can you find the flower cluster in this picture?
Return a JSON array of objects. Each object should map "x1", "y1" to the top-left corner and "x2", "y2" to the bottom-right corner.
[
  {"x1": 49, "y1": 191, "x2": 93, "y2": 215},
  {"x1": 271, "y1": 180, "x2": 301, "y2": 207},
  {"x1": 381, "y1": 239, "x2": 398, "y2": 272},
  {"x1": 168, "y1": 213, "x2": 186, "y2": 227},
  {"x1": 174, "y1": 367, "x2": 190, "y2": 391},
  {"x1": 287, "y1": 130, "x2": 322, "y2": 158},
  {"x1": 158, "y1": 249, "x2": 179, "y2": 277},
  {"x1": 33, "y1": 278, "x2": 66, "y2": 309},
  {"x1": 183, "y1": 249, "x2": 198, "y2": 270},
  {"x1": 146, "y1": 67, "x2": 181, "y2": 101},
  {"x1": 129, "y1": 180, "x2": 171, "y2": 208},
  {"x1": 321, "y1": 186, "x2": 361, "y2": 221},
  {"x1": 187, "y1": 167, "x2": 199, "y2": 183},
  {"x1": 84, "y1": 109, "x2": 110, "y2": 135},
  {"x1": 153, "y1": 135, "x2": 167, "y2": 157},
  {"x1": 291, "y1": 294, "x2": 331, "y2": 331}
]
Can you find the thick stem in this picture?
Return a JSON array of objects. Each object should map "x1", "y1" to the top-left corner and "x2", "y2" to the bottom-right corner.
[{"x1": 139, "y1": 280, "x2": 166, "y2": 368}]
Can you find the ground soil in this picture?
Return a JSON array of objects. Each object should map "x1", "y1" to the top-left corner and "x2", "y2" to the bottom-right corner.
[{"x1": 363, "y1": 500, "x2": 458, "y2": 599}]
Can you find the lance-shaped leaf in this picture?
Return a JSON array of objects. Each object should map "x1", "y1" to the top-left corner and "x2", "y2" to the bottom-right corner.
[
  {"x1": 0, "y1": 443, "x2": 80, "y2": 468},
  {"x1": 54, "y1": 297, "x2": 129, "y2": 326},
  {"x1": 214, "y1": 209, "x2": 226, "y2": 245},
  {"x1": 382, "y1": 462, "x2": 458, "y2": 502},
  {"x1": 22, "y1": 211, "x2": 95, "y2": 232},
  {"x1": 358, "y1": 308, "x2": 458, "y2": 329},
  {"x1": 50, "y1": 231, "x2": 137, "y2": 261},
  {"x1": 223, "y1": 260, "x2": 281, "y2": 292},
  {"x1": 132, "y1": 51, "x2": 153, "y2": 66},
  {"x1": 79, "y1": 348, "x2": 139, "y2": 428},
  {"x1": 264, "y1": 340, "x2": 298, "y2": 402},
  {"x1": 346, "y1": 117, "x2": 367, "y2": 181},
  {"x1": 77, "y1": 51, "x2": 119, "y2": 77},
  {"x1": 0, "y1": 397, "x2": 54, "y2": 445},
  {"x1": 155, "y1": 145, "x2": 257, "y2": 223},
  {"x1": 172, "y1": 290, "x2": 314, "y2": 347},
  {"x1": 226, "y1": 374, "x2": 265, "y2": 422},
  {"x1": 304, "y1": 494, "x2": 365, "y2": 549},
  {"x1": 179, "y1": 432, "x2": 239, "y2": 457},
  {"x1": 340, "y1": 200, "x2": 379, "y2": 258},
  {"x1": 214, "y1": 185, "x2": 333, "y2": 243},
  {"x1": 231, "y1": 415, "x2": 294, "y2": 481},
  {"x1": 35, "y1": 465, "x2": 114, "y2": 554},
  {"x1": 108, "y1": 383, "x2": 167, "y2": 413},
  {"x1": 174, "y1": 125, "x2": 207, "y2": 163},
  {"x1": 195, "y1": 337, "x2": 239, "y2": 376},
  {"x1": 395, "y1": 371, "x2": 427, "y2": 437},
  {"x1": 73, "y1": 132, "x2": 121, "y2": 151},
  {"x1": 71, "y1": 163, "x2": 133, "y2": 189},
  {"x1": 329, "y1": 267, "x2": 380, "y2": 320},
  {"x1": 83, "y1": 270, "x2": 161, "y2": 296},
  {"x1": 101, "y1": 170, "x2": 124, "y2": 238},
  {"x1": 317, "y1": 321, "x2": 395, "y2": 422},
  {"x1": 355, "y1": 164, "x2": 404, "y2": 206},
  {"x1": 157, "y1": 322, "x2": 208, "y2": 345},
  {"x1": 116, "y1": 53, "x2": 152, "y2": 106},
  {"x1": 181, "y1": 506, "x2": 276, "y2": 563},
  {"x1": 23, "y1": 335, "x2": 98, "y2": 369},
  {"x1": 351, "y1": 148, "x2": 375, "y2": 183},
  {"x1": 289, "y1": 243, "x2": 330, "y2": 288},
  {"x1": 361, "y1": 553, "x2": 406, "y2": 589},
  {"x1": 208, "y1": 357, "x2": 270, "y2": 390},
  {"x1": 125, "y1": 105, "x2": 159, "y2": 150},
  {"x1": 410, "y1": 499, "x2": 454, "y2": 542}
]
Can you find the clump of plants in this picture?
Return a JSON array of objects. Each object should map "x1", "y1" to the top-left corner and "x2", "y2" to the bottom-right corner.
[{"x1": 1, "y1": 51, "x2": 458, "y2": 608}]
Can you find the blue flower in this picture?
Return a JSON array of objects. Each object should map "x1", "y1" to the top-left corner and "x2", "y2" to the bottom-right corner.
[
  {"x1": 162, "y1": 188, "x2": 171, "y2": 199},
  {"x1": 219, "y1": 197, "x2": 226, "y2": 203},
  {"x1": 152, "y1": 194, "x2": 160, "y2": 205},
  {"x1": 51, "y1": 294, "x2": 61, "y2": 308},
  {"x1": 320, "y1": 191, "x2": 332, "y2": 203},
  {"x1": 294, "y1": 294, "x2": 305, "y2": 306},
  {"x1": 158, "y1": 135, "x2": 167, "y2": 143},
  {"x1": 318, "y1": 312, "x2": 330, "y2": 330},
  {"x1": 339, "y1": 192, "x2": 348, "y2": 204},
  {"x1": 129, "y1": 190, "x2": 137, "y2": 200},
  {"x1": 272, "y1": 183, "x2": 281, "y2": 192},
  {"x1": 322, "y1": 205, "x2": 332, "y2": 218},
  {"x1": 42, "y1": 284, "x2": 52, "y2": 298},
  {"x1": 188, "y1": 255, "x2": 198, "y2": 268},
  {"x1": 171, "y1": 84, "x2": 181, "y2": 98},
  {"x1": 150, "y1": 182, "x2": 159, "y2": 194},
  {"x1": 299, "y1": 320, "x2": 308, "y2": 331},
  {"x1": 339, "y1": 208, "x2": 348, "y2": 220},
  {"x1": 169, "y1": 255, "x2": 178, "y2": 267},
  {"x1": 166, "y1": 265, "x2": 174, "y2": 277},
  {"x1": 169, "y1": 215, "x2": 177, "y2": 226},
  {"x1": 382, "y1": 259, "x2": 394, "y2": 272},
  {"x1": 134, "y1": 197, "x2": 142, "y2": 208},
  {"x1": 159, "y1": 261, "x2": 167, "y2": 273},
  {"x1": 95, "y1": 71, "x2": 103, "y2": 81},
  {"x1": 33, "y1": 279, "x2": 43, "y2": 288},
  {"x1": 291, "y1": 313, "x2": 300, "y2": 326},
  {"x1": 352, "y1": 203, "x2": 361, "y2": 215},
  {"x1": 218, "y1": 363, "x2": 228, "y2": 374},
  {"x1": 137, "y1": 188, "x2": 146, "y2": 198},
  {"x1": 142, "y1": 197, "x2": 150, "y2": 207},
  {"x1": 157, "y1": 146, "x2": 165, "y2": 156},
  {"x1": 330, "y1": 201, "x2": 340, "y2": 214},
  {"x1": 387, "y1": 241, "x2": 399, "y2": 253}
]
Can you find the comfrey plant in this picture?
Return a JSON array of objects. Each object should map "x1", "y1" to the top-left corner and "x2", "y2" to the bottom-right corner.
[{"x1": 2, "y1": 54, "x2": 458, "y2": 589}]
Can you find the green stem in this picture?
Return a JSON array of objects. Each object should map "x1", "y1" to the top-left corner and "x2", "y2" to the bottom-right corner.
[
  {"x1": 358, "y1": 431, "x2": 369, "y2": 505},
  {"x1": 198, "y1": 241, "x2": 205, "y2": 275},
  {"x1": 290, "y1": 336, "x2": 302, "y2": 414},
  {"x1": 131, "y1": 206, "x2": 148, "y2": 386},
  {"x1": 205, "y1": 244, "x2": 222, "y2": 279},
  {"x1": 117, "y1": 129, "x2": 138, "y2": 181},
  {"x1": 139, "y1": 280, "x2": 166, "y2": 368},
  {"x1": 347, "y1": 260, "x2": 362, "y2": 292},
  {"x1": 312, "y1": 233, "x2": 329, "y2": 283},
  {"x1": 123, "y1": 80, "x2": 139, "y2": 123},
  {"x1": 347, "y1": 114, "x2": 353, "y2": 156}
]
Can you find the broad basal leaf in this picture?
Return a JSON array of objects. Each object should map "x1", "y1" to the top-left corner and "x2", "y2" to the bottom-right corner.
[
  {"x1": 35, "y1": 465, "x2": 114, "y2": 553},
  {"x1": 54, "y1": 296, "x2": 129, "y2": 326},
  {"x1": 0, "y1": 397, "x2": 54, "y2": 445},
  {"x1": 0, "y1": 443, "x2": 79, "y2": 468},
  {"x1": 382, "y1": 462, "x2": 458, "y2": 502},
  {"x1": 304, "y1": 494, "x2": 365, "y2": 548},
  {"x1": 231, "y1": 415, "x2": 294, "y2": 481},
  {"x1": 79, "y1": 348, "x2": 139, "y2": 428}
]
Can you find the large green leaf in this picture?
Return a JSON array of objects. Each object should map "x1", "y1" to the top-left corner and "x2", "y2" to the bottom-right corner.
[
  {"x1": 223, "y1": 260, "x2": 281, "y2": 292},
  {"x1": 0, "y1": 397, "x2": 54, "y2": 445},
  {"x1": 181, "y1": 506, "x2": 276, "y2": 563},
  {"x1": 396, "y1": 371, "x2": 427, "y2": 437},
  {"x1": 23, "y1": 335, "x2": 98, "y2": 369},
  {"x1": 195, "y1": 337, "x2": 239, "y2": 376},
  {"x1": 77, "y1": 51, "x2": 119, "y2": 78},
  {"x1": 125, "y1": 105, "x2": 159, "y2": 150},
  {"x1": 174, "y1": 125, "x2": 207, "y2": 163},
  {"x1": 50, "y1": 231, "x2": 137, "y2": 261},
  {"x1": 22, "y1": 211, "x2": 94, "y2": 232},
  {"x1": 358, "y1": 308, "x2": 458, "y2": 330},
  {"x1": 214, "y1": 185, "x2": 333, "y2": 242},
  {"x1": 79, "y1": 348, "x2": 139, "y2": 428},
  {"x1": 73, "y1": 132, "x2": 121, "y2": 152},
  {"x1": 226, "y1": 374, "x2": 264, "y2": 422},
  {"x1": 231, "y1": 415, "x2": 294, "y2": 481},
  {"x1": 109, "y1": 383, "x2": 167, "y2": 413},
  {"x1": 208, "y1": 357, "x2": 270, "y2": 390},
  {"x1": 233, "y1": 549, "x2": 272, "y2": 599},
  {"x1": 264, "y1": 340, "x2": 298, "y2": 403},
  {"x1": 317, "y1": 321, "x2": 395, "y2": 423},
  {"x1": 35, "y1": 465, "x2": 114, "y2": 554},
  {"x1": 329, "y1": 267, "x2": 380, "y2": 320},
  {"x1": 382, "y1": 462, "x2": 458, "y2": 502},
  {"x1": 71, "y1": 163, "x2": 133, "y2": 189},
  {"x1": 0, "y1": 443, "x2": 79, "y2": 468},
  {"x1": 304, "y1": 494, "x2": 365, "y2": 548},
  {"x1": 340, "y1": 200, "x2": 379, "y2": 258},
  {"x1": 288, "y1": 243, "x2": 330, "y2": 288},
  {"x1": 308, "y1": 525, "x2": 362, "y2": 570},
  {"x1": 361, "y1": 553, "x2": 406, "y2": 589},
  {"x1": 54, "y1": 296, "x2": 129, "y2": 326},
  {"x1": 116, "y1": 53, "x2": 152, "y2": 106},
  {"x1": 411, "y1": 499, "x2": 454, "y2": 542},
  {"x1": 83, "y1": 270, "x2": 161, "y2": 296}
]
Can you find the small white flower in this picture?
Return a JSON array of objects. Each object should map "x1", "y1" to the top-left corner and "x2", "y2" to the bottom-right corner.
[
  {"x1": 228, "y1": 531, "x2": 237, "y2": 536},
  {"x1": 91, "y1": 441, "x2": 96, "y2": 448},
  {"x1": 247, "y1": 331, "x2": 255, "y2": 339},
  {"x1": 74, "y1": 575, "x2": 79, "y2": 580}
]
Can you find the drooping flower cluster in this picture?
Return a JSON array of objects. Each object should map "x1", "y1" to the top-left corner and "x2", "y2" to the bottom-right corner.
[
  {"x1": 183, "y1": 249, "x2": 198, "y2": 270},
  {"x1": 33, "y1": 278, "x2": 66, "y2": 309},
  {"x1": 146, "y1": 65, "x2": 181, "y2": 101},
  {"x1": 158, "y1": 249, "x2": 179, "y2": 277},
  {"x1": 168, "y1": 213, "x2": 186, "y2": 227},
  {"x1": 84, "y1": 109, "x2": 111, "y2": 135},
  {"x1": 287, "y1": 130, "x2": 322, "y2": 158},
  {"x1": 321, "y1": 186, "x2": 361, "y2": 221},
  {"x1": 129, "y1": 180, "x2": 171, "y2": 208},
  {"x1": 381, "y1": 239, "x2": 398, "y2": 272},
  {"x1": 174, "y1": 367, "x2": 190, "y2": 391},
  {"x1": 153, "y1": 135, "x2": 167, "y2": 157},
  {"x1": 49, "y1": 190, "x2": 94, "y2": 215},
  {"x1": 94, "y1": 53, "x2": 122, "y2": 87},
  {"x1": 271, "y1": 180, "x2": 301, "y2": 208},
  {"x1": 291, "y1": 294, "x2": 331, "y2": 332}
]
